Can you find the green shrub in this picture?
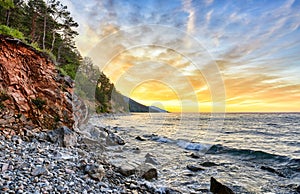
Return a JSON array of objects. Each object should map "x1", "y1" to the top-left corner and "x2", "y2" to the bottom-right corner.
[
  {"x1": 30, "y1": 42, "x2": 42, "y2": 52},
  {"x1": 56, "y1": 67, "x2": 68, "y2": 77},
  {"x1": 44, "y1": 49, "x2": 56, "y2": 61},
  {"x1": 60, "y1": 63, "x2": 78, "y2": 79},
  {"x1": 0, "y1": 25, "x2": 24, "y2": 40},
  {"x1": 31, "y1": 98, "x2": 46, "y2": 110},
  {"x1": 0, "y1": 90, "x2": 9, "y2": 102},
  {"x1": 0, "y1": 90, "x2": 9, "y2": 109},
  {"x1": 0, "y1": 102, "x2": 5, "y2": 109}
]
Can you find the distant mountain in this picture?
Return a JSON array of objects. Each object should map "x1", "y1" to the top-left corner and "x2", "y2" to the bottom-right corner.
[
  {"x1": 148, "y1": 105, "x2": 168, "y2": 113},
  {"x1": 122, "y1": 96, "x2": 168, "y2": 113}
]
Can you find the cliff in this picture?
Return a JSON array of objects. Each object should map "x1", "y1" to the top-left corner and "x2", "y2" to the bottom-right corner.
[
  {"x1": 0, "y1": 35, "x2": 74, "y2": 137},
  {"x1": 122, "y1": 96, "x2": 168, "y2": 113}
]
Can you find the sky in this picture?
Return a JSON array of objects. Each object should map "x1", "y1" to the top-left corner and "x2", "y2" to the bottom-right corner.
[{"x1": 61, "y1": 0, "x2": 300, "y2": 112}]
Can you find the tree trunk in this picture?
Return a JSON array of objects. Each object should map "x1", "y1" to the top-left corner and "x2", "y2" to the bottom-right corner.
[
  {"x1": 42, "y1": 12, "x2": 47, "y2": 50},
  {"x1": 5, "y1": 9, "x2": 10, "y2": 26},
  {"x1": 50, "y1": 31, "x2": 56, "y2": 52},
  {"x1": 57, "y1": 44, "x2": 62, "y2": 63},
  {"x1": 30, "y1": 13, "x2": 37, "y2": 42}
]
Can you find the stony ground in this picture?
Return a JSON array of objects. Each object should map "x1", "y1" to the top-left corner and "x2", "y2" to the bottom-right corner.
[{"x1": 0, "y1": 128, "x2": 182, "y2": 194}]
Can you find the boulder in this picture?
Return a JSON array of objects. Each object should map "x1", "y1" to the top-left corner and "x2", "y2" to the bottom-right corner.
[
  {"x1": 200, "y1": 161, "x2": 218, "y2": 167},
  {"x1": 187, "y1": 164, "x2": 205, "y2": 172},
  {"x1": 137, "y1": 163, "x2": 158, "y2": 180},
  {"x1": 210, "y1": 177, "x2": 235, "y2": 194},
  {"x1": 47, "y1": 126, "x2": 77, "y2": 147},
  {"x1": 84, "y1": 164, "x2": 105, "y2": 181},
  {"x1": 118, "y1": 164, "x2": 136, "y2": 177},
  {"x1": 189, "y1": 152, "x2": 201, "y2": 159},
  {"x1": 106, "y1": 133, "x2": 125, "y2": 146},
  {"x1": 135, "y1": 136, "x2": 146, "y2": 141},
  {"x1": 145, "y1": 153, "x2": 159, "y2": 165},
  {"x1": 31, "y1": 166, "x2": 48, "y2": 176}
]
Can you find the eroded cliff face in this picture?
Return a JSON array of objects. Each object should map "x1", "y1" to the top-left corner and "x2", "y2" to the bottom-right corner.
[{"x1": 0, "y1": 35, "x2": 74, "y2": 137}]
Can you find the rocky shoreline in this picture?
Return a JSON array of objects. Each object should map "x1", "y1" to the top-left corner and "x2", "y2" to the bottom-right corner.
[
  {"x1": 0, "y1": 126, "x2": 185, "y2": 194},
  {"x1": 0, "y1": 124, "x2": 240, "y2": 194}
]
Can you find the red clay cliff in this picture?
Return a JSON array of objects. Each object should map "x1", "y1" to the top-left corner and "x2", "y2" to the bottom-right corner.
[{"x1": 0, "y1": 35, "x2": 74, "y2": 137}]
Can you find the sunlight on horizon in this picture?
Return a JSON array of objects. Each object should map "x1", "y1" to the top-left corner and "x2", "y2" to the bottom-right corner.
[{"x1": 63, "y1": 0, "x2": 300, "y2": 112}]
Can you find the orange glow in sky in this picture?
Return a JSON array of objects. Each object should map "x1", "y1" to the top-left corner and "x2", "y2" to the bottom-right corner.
[{"x1": 63, "y1": 0, "x2": 300, "y2": 112}]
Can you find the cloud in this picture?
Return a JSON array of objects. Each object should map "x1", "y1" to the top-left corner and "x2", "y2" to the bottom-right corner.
[
  {"x1": 205, "y1": 0, "x2": 214, "y2": 6},
  {"x1": 61, "y1": 0, "x2": 300, "y2": 112},
  {"x1": 206, "y1": 9, "x2": 213, "y2": 24},
  {"x1": 182, "y1": 0, "x2": 196, "y2": 34}
]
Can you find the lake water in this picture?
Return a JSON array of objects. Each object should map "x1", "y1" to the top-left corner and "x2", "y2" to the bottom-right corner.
[{"x1": 85, "y1": 113, "x2": 300, "y2": 193}]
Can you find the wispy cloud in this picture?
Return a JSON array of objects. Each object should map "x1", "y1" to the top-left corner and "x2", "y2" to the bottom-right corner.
[{"x1": 182, "y1": 0, "x2": 196, "y2": 34}]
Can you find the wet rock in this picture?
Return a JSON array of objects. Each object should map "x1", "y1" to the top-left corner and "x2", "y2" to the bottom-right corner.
[
  {"x1": 200, "y1": 161, "x2": 218, "y2": 167},
  {"x1": 197, "y1": 188, "x2": 210, "y2": 193},
  {"x1": 47, "y1": 126, "x2": 77, "y2": 147},
  {"x1": 183, "y1": 173, "x2": 195, "y2": 177},
  {"x1": 187, "y1": 165, "x2": 205, "y2": 172},
  {"x1": 84, "y1": 164, "x2": 105, "y2": 181},
  {"x1": 288, "y1": 184, "x2": 300, "y2": 193},
  {"x1": 137, "y1": 163, "x2": 158, "y2": 180},
  {"x1": 142, "y1": 134, "x2": 157, "y2": 139},
  {"x1": 210, "y1": 177, "x2": 235, "y2": 194},
  {"x1": 189, "y1": 152, "x2": 201, "y2": 159},
  {"x1": 145, "y1": 153, "x2": 159, "y2": 165},
  {"x1": 163, "y1": 187, "x2": 182, "y2": 194},
  {"x1": 89, "y1": 127, "x2": 107, "y2": 139},
  {"x1": 261, "y1": 166, "x2": 285, "y2": 177},
  {"x1": 106, "y1": 133, "x2": 125, "y2": 146},
  {"x1": 132, "y1": 147, "x2": 141, "y2": 154},
  {"x1": 135, "y1": 136, "x2": 146, "y2": 141},
  {"x1": 31, "y1": 166, "x2": 48, "y2": 176}
]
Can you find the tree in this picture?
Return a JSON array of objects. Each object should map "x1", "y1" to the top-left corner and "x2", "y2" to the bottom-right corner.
[
  {"x1": 48, "y1": 1, "x2": 66, "y2": 51},
  {"x1": 0, "y1": 0, "x2": 14, "y2": 26},
  {"x1": 27, "y1": 0, "x2": 46, "y2": 43}
]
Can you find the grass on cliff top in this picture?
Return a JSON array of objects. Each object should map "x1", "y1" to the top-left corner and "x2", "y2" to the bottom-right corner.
[
  {"x1": 0, "y1": 25, "x2": 56, "y2": 61},
  {"x1": 0, "y1": 25, "x2": 78, "y2": 83},
  {"x1": 0, "y1": 25, "x2": 24, "y2": 40},
  {"x1": 0, "y1": 25, "x2": 60, "y2": 71}
]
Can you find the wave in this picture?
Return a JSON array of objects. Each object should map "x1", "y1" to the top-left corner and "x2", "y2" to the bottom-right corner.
[
  {"x1": 206, "y1": 144, "x2": 291, "y2": 162},
  {"x1": 206, "y1": 144, "x2": 300, "y2": 176},
  {"x1": 145, "y1": 134, "x2": 210, "y2": 151},
  {"x1": 176, "y1": 140, "x2": 210, "y2": 151},
  {"x1": 145, "y1": 134, "x2": 300, "y2": 168}
]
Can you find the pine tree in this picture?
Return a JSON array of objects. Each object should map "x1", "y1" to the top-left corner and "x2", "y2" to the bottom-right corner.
[{"x1": 0, "y1": 0, "x2": 14, "y2": 26}]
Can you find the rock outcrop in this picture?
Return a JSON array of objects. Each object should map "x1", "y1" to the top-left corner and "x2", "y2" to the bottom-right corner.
[
  {"x1": 0, "y1": 35, "x2": 74, "y2": 137},
  {"x1": 210, "y1": 177, "x2": 235, "y2": 194}
]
